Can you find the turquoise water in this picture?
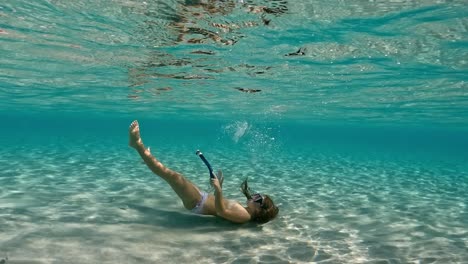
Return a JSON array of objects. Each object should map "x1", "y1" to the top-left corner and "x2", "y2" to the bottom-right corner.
[{"x1": 1, "y1": 0, "x2": 468, "y2": 263}]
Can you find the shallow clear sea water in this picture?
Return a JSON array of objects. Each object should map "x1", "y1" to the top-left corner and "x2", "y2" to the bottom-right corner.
[{"x1": 1, "y1": 0, "x2": 468, "y2": 263}]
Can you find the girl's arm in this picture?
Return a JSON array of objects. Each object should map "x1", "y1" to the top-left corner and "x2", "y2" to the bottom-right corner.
[{"x1": 212, "y1": 178, "x2": 251, "y2": 224}]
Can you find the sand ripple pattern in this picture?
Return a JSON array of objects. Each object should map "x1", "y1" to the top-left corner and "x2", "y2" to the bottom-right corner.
[{"x1": 0, "y1": 135, "x2": 467, "y2": 263}]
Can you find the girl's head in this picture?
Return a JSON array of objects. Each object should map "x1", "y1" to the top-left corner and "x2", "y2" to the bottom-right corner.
[{"x1": 241, "y1": 178, "x2": 279, "y2": 224}]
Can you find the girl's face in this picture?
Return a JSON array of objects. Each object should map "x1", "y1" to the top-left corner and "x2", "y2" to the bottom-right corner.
[{"x1": 246, "y1": 196, "x2": 263, "y2": 212}]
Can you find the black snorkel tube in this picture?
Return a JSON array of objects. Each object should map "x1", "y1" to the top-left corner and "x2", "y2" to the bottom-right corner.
[{"x1": 195, "y1": 150, "x2": 216, "y2": 179}]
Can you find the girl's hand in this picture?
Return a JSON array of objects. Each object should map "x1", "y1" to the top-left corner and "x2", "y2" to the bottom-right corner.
[{"x1": 211, "y1": 177, "x2": 222, "y2": 191}]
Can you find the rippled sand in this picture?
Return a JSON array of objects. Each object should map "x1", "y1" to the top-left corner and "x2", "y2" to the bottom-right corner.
[{"x1": 1, "y1": 135, "x2": 466, "y2": 263}]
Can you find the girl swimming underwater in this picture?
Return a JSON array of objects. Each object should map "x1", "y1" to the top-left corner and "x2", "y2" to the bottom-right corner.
[{"x1": 129, "y1": 120, "x2": 278, "y2": 224}]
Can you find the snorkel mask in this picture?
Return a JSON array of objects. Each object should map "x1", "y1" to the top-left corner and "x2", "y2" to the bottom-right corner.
[
  {"x1": 251, "y1": 193, "x2": 265, "y2": 204},
  {"x1": 240, "y1": 178, "x2": 264, "y2": 204}
]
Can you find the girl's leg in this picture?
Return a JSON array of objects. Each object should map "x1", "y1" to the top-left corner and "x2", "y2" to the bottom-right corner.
[{"x1": 129, "y1": 120, "x2": 202, "y2": 210}]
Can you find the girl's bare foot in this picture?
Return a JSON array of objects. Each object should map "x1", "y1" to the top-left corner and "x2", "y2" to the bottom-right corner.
[{"x1": 129, "y1": 120, "x2": 143, "y2": 148}]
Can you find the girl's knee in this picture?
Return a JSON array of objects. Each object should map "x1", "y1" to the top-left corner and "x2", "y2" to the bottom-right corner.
[{"x1": 170, "y1": 172, "x2": 186, "y2": 186}]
